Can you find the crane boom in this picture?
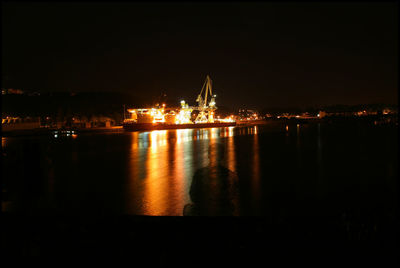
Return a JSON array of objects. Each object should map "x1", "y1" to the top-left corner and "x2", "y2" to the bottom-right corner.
[{"x1": 193, "y1": 75, "x2": 217, "y2": 123}]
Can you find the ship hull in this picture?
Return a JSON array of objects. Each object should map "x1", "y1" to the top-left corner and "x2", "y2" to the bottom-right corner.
[{"x1": 123, "y1": 122, "x2": 236, "y2": 131}]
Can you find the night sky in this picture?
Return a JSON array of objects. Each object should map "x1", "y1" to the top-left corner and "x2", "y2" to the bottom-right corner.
[{"x1": 2, "y1": 2, "x2": 398, "y2": 109}]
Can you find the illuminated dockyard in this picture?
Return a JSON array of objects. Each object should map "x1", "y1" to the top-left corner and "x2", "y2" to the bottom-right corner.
[
  {"x1": 2, "y1": 2, "x2": 397, "y2": 258},
  {"x1": 123, "y1": 75, "x2": 236, "y2": 131}
]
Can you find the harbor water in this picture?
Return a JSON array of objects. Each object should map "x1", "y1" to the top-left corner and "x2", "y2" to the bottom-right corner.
[{"x1": 2, "y1": 121, "x2": 397, "y2": 220}]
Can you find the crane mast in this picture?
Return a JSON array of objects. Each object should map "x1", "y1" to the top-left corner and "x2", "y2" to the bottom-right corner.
[{"x1": 194, "y1": 75, "x2": 217, "y2": 123}]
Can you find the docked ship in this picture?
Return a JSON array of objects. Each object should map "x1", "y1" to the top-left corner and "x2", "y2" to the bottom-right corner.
[{"x1": 123, "y1": 75, "x2": 236, "y2": 131}]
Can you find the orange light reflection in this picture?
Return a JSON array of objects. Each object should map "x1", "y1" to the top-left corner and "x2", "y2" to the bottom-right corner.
[
  {"x1": 174, "y1": 129, "x2": 193, "y2": 211},
  {"x1": 126, "y1": 126, "x2": 242, "y2": 216},
  {"x1": 143, "y1": 130, "x2": 169, "y2": 215},
  {"x1": 252, "y1": 130, "x2": 260, "y2": 209},
  {"x1": 1, "y1": 137, "x2": 6, "y2": 148},
  {"x1": 227, "y1": 127, "x2": 236, "y2": 172},
  {"x1": 126, "y1": 132, "x2": 147, "y2": 214}
]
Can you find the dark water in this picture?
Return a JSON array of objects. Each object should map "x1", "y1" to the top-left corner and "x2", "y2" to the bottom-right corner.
[{"x1": 2, "y1": 122, "x2": 398, "y2": 221}]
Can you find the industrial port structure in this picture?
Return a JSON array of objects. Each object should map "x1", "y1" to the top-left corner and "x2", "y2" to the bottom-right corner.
[{"x1": 123, "y1": 76, "x2": 236, "y2": 131}]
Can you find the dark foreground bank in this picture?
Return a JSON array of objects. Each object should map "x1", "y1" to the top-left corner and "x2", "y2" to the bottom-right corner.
[{"x1": 1, "y1": 212, "x2": 397, "y2": 262}]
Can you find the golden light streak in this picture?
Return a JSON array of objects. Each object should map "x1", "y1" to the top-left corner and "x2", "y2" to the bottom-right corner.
[
  {"x1": 126, "y1": 131, "x2": 146, "y2": 214},
  {"x1": 252, "y1": 129, "x2": 261, "y2": 208},
  {"x1": 143, "y1": 130, "x2": 169, "y2": 215},
  {"x1": 210, "y1": 127, "x2": 217, "y2": 139},
  {"x1": 227, "y1": 128, "x2": 236, "y2": 172},
  {"x1": 228, "y1": 126, "x2": 234, "y2": 137},
  {"x1": 1, "y1": 137, "x2": 6, "y2": 148},
  {"x1": 174, "y1": 129, "x2": 193, "y2": 214},
  {"x1": 208, "y1": 131, "x2": 217, "y2": 167}
]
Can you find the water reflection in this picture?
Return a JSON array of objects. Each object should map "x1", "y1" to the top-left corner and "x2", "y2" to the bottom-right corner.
[
  {"x1": 174, "y1": 129, "x2": 193, "y2": 211},
  {"x1": 3, "y1": 123, "x2": 396, "y2": 221},
  {"x1": 317, "y1": 123, "x2": 322, "y2": 166},
  {"x1": 252, "y1": 127, "x2": 260, "y2": 208},
  {"x1": 317, "y1": 123, "x2": 324, "y2": 197},
  {"x1": 143, "y1": 130, "x2": 169, "y2": 215},
  {"x1": 297, "y1": 124, "x2": 302, "y2": 167},
  {"x1": 226, "y1": 127, "x2": 236, "y2": 172},
  {"x1": 125, "y1": 126, "x2": 258, "y2": 215},
  {"x1": 183, "y1": 141, "x2": 240, "y2": 216}
]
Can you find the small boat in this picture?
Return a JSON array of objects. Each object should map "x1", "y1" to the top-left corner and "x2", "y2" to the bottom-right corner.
[{"x1": 52, "y1": 129, "x2": 78, "y2": 138}]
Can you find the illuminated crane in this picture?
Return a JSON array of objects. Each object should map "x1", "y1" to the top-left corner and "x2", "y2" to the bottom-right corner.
[{"x1": 193, "y1": 75, "x2": 217, "y2": 123}]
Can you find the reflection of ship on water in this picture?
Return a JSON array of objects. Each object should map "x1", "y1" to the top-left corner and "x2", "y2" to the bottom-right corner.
[{"x1": 123, "y1": 75, "x2": 236, "y2": 131}]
